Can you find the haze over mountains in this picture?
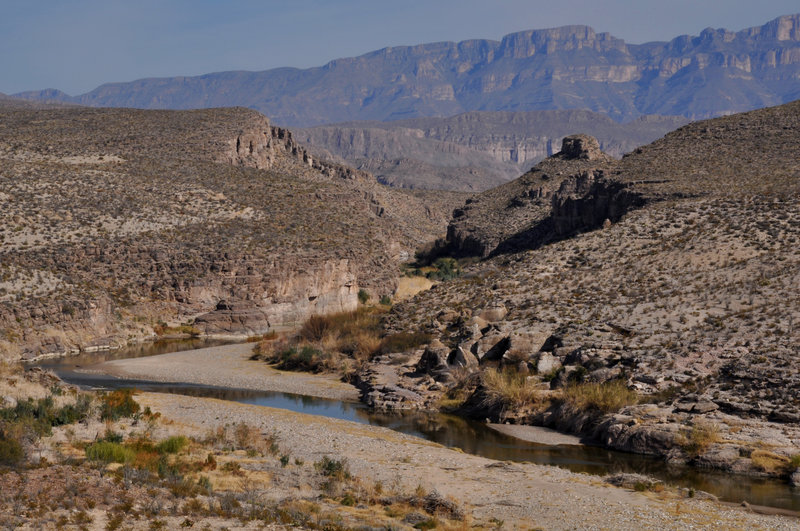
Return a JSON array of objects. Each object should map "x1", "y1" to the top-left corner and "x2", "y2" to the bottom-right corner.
[
  {"x1": 297, "y1": 110, "x2": 687, "y2": 191},
  {"x1": 15, "y1": 14, "x2": 800, "y2": 127}
]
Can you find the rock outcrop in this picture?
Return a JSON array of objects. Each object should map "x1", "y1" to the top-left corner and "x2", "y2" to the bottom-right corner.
[{"x1": 445, "y1": 135, "x2": 617, "y2": 257}]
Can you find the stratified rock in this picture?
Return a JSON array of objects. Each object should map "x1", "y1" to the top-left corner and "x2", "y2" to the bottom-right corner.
[{"x1": 555, "y1": 135, "x2": 612, "y2": 161}]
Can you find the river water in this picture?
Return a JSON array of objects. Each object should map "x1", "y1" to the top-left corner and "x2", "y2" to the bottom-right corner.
[{"x1": 36, "y1": 339, "x2": 800, "y2": 512}]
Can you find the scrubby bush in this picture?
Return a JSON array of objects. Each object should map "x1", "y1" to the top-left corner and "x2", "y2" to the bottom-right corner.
[
  {"x1": 0, "y1": 431, "x2": 24, "y2": 466},
  {"x1": 86, "y1": 441, "x2": 135, "y2": 464},
  {"x1": 677, "y1": 422, "x2": 721, "y2": 458},
  {"x1": 560, "y1": 380, "x2": 638, "y2": 414},
  {"x1": 481, "y1": 368, "x2": 542, "y2": 409},
  {"x1": 357, "y1": 289, "x2": 370, "y2": 304},
  {"x1": 0, "y1": 394, "x2": 93, "y2": 436},
  {"x1": 99, "y1": 389, "x2": 140, "y2": 420},
  {"x1": 156, "y1": 435, "x2": 188, "y2": 454}
]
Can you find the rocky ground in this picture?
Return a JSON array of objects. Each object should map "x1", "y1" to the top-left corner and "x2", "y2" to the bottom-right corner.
[
  {"x1": 0, "y1": 103, "x2": 466, "y2": 359},
  {"x1": 373, "y1": 101, "x2": 800, "y2": 480}
]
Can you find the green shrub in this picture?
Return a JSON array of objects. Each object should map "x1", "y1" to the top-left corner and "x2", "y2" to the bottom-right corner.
[
  {"x1": 379, "y1": 295, "x2": 392, "y2": 306},
  {"x1": 314, "y1": 456, "x2": 351, "y2": 482},
  {"x1": 156, "y1": 436, "x2": 188, "y2": 454},
  {"x1": 357, "y1": 289, "x2": 370, "y2": 304},
  {"x1": 276, "y1": 345, "x2": 328, "y2": 372},
  {"x1": 0, "y1": 393, "x2": 93, "y2": 437},
  {"x1": 0, "y1": 432, "x2": 24, "y2": 466},
  {"x1": 86, "y1": 441, "x2": 135, "y2": 464},
  {"x1": 426, "y1": 258, "x2": 461, "y2": 281}
]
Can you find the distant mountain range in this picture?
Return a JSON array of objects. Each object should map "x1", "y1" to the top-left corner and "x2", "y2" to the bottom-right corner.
[
  {"x1": 14, "y1": 14, "x2": 800, "y2": 127},
  {"x1": 297, "y1": 110, "x2": 687, "y2": 191}
]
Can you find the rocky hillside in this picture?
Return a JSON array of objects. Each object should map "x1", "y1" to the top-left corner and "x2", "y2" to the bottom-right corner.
[
  {"x1": 374, "y1": 99, "x2": 800, "y2": 477},
  {"x1": 15, "y1": 14, "x2": 800, "y2": 125},
  {"x1": 0, "y1": 104, "x2": 464, "y2": 360},
  {"x1": 297, "y1": 111, "x2": 686, "y2": 191}
]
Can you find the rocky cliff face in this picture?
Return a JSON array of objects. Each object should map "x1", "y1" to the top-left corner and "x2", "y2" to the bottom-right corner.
[
  {"x1": 444, "y1": 135, "x2": 618, "y2": 257},
  {"x1": 16, "y1": 14, "x2": 800, "y2": 125}
]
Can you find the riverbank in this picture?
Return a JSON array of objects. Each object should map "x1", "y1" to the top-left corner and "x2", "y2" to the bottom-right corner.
[
  {"x1": 137, "y1": 391, "x2": 797, "y2": 529},
  {"x1": 92, "y1": 342, "x2": 360, "y2": 402}
]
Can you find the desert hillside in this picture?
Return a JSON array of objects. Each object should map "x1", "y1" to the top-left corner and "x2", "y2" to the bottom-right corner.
[
  {"x1": 0, "y1": 103, "x2": 464, "y2": 359},
  {"x1": 375, "y1": 99, "x2": 800, "y2": 476}
]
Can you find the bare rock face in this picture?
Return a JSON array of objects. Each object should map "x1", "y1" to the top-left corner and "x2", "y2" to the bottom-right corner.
[
  {"x1": 194, "y1": 258, "x2": 357, "y2": 335},
  {"x1": 0, "y1": 105, "x2": 459, "y2": 359},
  {"x1": 550, "y1": 169, "x2": 646, "y2": 237},
  {"x1": 555, "y1": 135, "x2": 612, "y2": 161}
]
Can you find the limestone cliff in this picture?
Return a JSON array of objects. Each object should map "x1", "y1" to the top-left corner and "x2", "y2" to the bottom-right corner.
[{"x1": 16, "y1": 14, "x2": 800, "y2": 125}]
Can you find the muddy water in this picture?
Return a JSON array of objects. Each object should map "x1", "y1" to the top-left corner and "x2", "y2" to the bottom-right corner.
[{"x1": 36, "y1": 340, "x2": 800, "y2": 512}]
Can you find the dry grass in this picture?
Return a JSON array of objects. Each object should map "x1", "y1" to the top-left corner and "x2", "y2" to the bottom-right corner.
[
  {"x1": 560, "y1": 380, "x2": 638, "y2": 415},
  {"x1": 255, "y1": 307, "x2": 430, "y2": 376},
  {"x1": 481, "y1": 367, "x2": 543, "y2": 409},
  {"x1": 677, "y1": 421, "x2": 721, "y2": 458},
  {"x1": 394, "y1": 276, "x2": 434, "y2": 301},
  {"x1": 750, "y1": 450, "x2": 791, "y2": 474}
]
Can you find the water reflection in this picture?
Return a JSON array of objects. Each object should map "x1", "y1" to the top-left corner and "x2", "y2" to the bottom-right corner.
[{"x1": 38, "y1": 341, "x2": 800, "y2": 512}]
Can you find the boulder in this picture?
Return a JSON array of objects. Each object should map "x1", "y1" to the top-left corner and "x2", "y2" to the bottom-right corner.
[
  {"x1": 447, "y1": 346, "x2": 479, "y2": 369},
  {"x1": 536, "y1": 352, "x2": 562, "y2": 375},
  {"x1": 479, "y1": 336, "x2": 511, "y2": 364}
]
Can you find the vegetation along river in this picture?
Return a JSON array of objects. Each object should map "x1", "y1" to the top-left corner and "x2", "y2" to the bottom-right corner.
[{"x1": 34, "y1": 339, "x2": 800, "y2": 512}]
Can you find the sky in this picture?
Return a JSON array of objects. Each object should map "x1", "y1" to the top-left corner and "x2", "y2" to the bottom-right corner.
[{"x1": 1, "y1": 0, "x2": 798, "y2": 95}]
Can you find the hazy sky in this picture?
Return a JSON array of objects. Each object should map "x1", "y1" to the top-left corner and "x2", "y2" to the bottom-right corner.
[{"x1": 2, "y1": 0, "x2": 797, "y2": 95}]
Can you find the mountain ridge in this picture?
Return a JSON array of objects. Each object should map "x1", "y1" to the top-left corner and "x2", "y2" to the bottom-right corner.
[{"x1": 14, "y1": 14, "x2": 800, "y2": 126}]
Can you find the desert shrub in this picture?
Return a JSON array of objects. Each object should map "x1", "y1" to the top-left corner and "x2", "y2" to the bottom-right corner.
[
  {"x1": 379, "y1": 332, "x2": 431, "y2": 354},
  {"x1": 0, "y1": 430, "x2": 24, "y2": 466},
  {"x1": 560, "y1": 380, "x2": 638, "y2": 414},
  {"x1": 357, "y1": 289, "x2": 370, "y2": 304},
  {"x1": 426, "y1": 258, "x2": 461, "y2": 281},
  {"x1": 0, "y1": 393, "x2": 93, "y2": 436},
  {"x1": 275, "y1": 345, "x2": 331, "y2": 372},
  {"x1": 99, "y1": 389, "x2": 140, "y2": 421},
  {"x1": 481, "y1": 368, "x2": 541, "y2": 409},
  {"x1": 379, "y1": 295, "x2": 392, "y2": 306},
  {"x1": 156, "y1": 435, "x2": 188, "y2": 454},
  {"x1": 314, "y1": 456, "x2": 351, "y2": 482},
  {"x1": 86, "y1": 441, "x2": 135, "y2": 464},
  {"x1": 678, "y1": 422, "x2": 721, "y2": 457}
]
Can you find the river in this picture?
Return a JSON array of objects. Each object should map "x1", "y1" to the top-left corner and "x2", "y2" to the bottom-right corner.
[{"x1": 35, "y1": 339, "x2": 800, "y2": 512}]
